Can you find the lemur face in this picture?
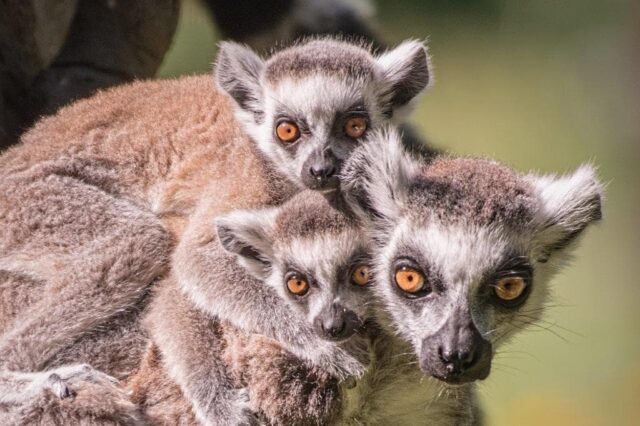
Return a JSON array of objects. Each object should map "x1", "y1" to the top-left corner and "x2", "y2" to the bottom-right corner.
[
  {"x1": 216, "y1": 191, "x2": 372, "y2": 342},
  {"x1": 214, "y1": 38, "x2": 430, "y2": 191},
  {"x1": 342, "y1": 129, "x2": 603, "y2": 385}
]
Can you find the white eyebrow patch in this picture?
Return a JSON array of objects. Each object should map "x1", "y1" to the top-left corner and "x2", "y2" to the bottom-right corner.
[{"x1": 267, "y1": 75, "x2": 375, "y2": 123}]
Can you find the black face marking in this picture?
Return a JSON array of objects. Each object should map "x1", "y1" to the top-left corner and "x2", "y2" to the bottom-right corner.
[
  {"x1": 333, "y1": 111, "x2": 370, "y2": 140},
  {"x1": 338, "y1": 250, "x2": 373, "y2": 288},
  {"x1": 419, "y1": 305, "x2": 493, "y2": 384},
  {"x1": 484, "y1": 256, "x2": 533, "y2": 309}
]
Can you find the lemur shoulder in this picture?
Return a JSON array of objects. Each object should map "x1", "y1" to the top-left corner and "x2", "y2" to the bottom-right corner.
[{"x1": 0, "y1": 37, "x2": 431, "y2": 421}]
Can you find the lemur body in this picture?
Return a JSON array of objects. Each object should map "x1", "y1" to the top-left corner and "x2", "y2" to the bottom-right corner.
[{"x1": 0, "y1": 38, "x2": 431, "y2": 420}]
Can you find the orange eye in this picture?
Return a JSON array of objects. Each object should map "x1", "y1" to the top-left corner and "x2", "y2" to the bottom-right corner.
[
  {"x1": 395, "y1": 266, "x2": 425, "y2": 294},
  {"x1": 352, "y1": 265, "x2": 372, "y2": 286},
  {"x1": 494, "y1": 277, "x2": 526, "y2": 301},
  {"x1": 344, "y1": 117, "x2": 367, "y2": 139},
  {"x1": 276, "y1": 121, "x2": 300, "y2": 143},
  {"x1": 286, "y1": 276, "x2": 309, "y2": 296}
]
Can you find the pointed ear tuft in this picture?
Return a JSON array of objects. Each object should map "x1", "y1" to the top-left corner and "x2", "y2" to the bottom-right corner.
[
  {"x1": 376, "y1": 39, "x2": 431, "y2": 113},
  {"x1": 215, "y1": 208, "x2": 278, "y2": 279},
  {"x1": 527, "y1": 164, "x2": 604, "y2": 262},
  {"x1": 214, "y1": 42, "x2": 265, "y2": 120},
  {"x1": 340, "y1": 126, "x2": 419, "y2": 237}
]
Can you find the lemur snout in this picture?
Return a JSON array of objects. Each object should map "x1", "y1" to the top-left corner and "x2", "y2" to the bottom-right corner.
[
  {"x1": 314, "y1": 304, "x2": 359, "y2": 341},
  {"x1": 420, "y1": 316, "x2": 492, "y2": 384},
  {"x1": 309, "y1": 163, "x2": 336, "y2": 180},
  {"x1": 302, "y1": 151, "x2": 340, "y2": 190}
]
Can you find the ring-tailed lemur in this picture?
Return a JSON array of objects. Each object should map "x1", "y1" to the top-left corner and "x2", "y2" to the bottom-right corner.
[
  {"x1": 340, "y1": 127, "x2": 602, "y2": 394},
  {"x1": 139, "y1": 190, "x2": 479, "y2": 425},
  {"x1": 140, "y1": 190, "x2": 373, "y2": 424},
  {"x1": 0, "y1": 37, "x2": 431, "y2": 413}
]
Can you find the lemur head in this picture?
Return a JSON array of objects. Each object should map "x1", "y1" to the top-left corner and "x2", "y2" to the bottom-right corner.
[
  {"x1": 214, "y1": 37, "x2": 430, "y2": 192},
  {"x1": 342, "y1": 128, "x2": 603, "y2": 384},
  {"x1": 216, "y1": 191, "x2": 373, "y2": 342}
]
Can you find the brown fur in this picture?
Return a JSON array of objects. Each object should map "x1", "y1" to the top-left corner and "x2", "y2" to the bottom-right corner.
[
  {"x1": 1, "y1": 368, "x2": 142, "y2": 426},
  {"x1": 127, "y1": 344, "x2": 198, "y2": 426},
  {"x1": 0, "y1": 74, "x2": 297, "y2": 421},
  {"x1": 264, "y1": 39, "x2": 375, "y2": 83},
  {"x1": 222, "y1": 329, "x2": 341, "y2": 425},
  {"x1": 273, "y1": 191, "x2": 356, "y2": 240},
  {"x1": 131, "y1": 276, "x2": 340, "y2": 425},
  {"x1": 408, "y1": 156, "x2": 535, "y2": 226}
]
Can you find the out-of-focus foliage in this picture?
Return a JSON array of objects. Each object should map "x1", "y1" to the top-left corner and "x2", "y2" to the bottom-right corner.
[{"x1": 159, "y1": 1, "x2": 640, "y2": 424}]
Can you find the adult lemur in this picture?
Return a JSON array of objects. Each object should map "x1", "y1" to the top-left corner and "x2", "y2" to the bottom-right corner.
[
  {"x1": 340, "y1": 128, "x2": 602, "y2": 390},
  {"x1": 0, "y1": 37, "x2": 430, "y2": 417}
]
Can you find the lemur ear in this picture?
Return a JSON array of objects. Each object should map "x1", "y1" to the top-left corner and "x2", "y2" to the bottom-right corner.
[
  {"x1": 216, "y1": 208, "x2": 278, "y2": 279},
  {"x1": 214, "y1": 42, "x2": 265, "y2": 119},
  {"x1": 376, "y1": 40, "x2": 431, "y2": 113},
  {"x1": 527, "y1": 165, "x2": 604, "y2": 263},
  {"x1": 340, "y1": 126, "x2": 419, "y2": 239}
]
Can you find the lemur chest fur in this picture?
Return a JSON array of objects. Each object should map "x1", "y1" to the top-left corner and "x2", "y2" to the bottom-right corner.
[{"x1": 338, "y1": 333, "x2": 476, "y2": 425}]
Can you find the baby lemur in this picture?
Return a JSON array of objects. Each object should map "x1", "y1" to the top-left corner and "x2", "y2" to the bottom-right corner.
[
  {"x1": 137, "y1": 190, "x2": 374, "y2": 425},
  {"x1": 0, "y1": 37, "x2": 431, "y2": 418},
  {"x1": 137, "y1": 189, "x2": 480, "y2": 425},
  {"x1": 338, "y1": 127, "x2": 602, "y2": 403}
]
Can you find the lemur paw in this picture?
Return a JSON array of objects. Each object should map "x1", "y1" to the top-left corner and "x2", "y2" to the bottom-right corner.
[
  {"x1": 3, "y1": 364, "x2": 141, "y2": 425},
  {"x1": 43, "y1": 363, "x2": 121, "y2": 400}
]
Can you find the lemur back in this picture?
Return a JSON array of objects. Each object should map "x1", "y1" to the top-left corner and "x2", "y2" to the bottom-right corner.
[{"x1": 0, "y1": 37, "x2": 431, "y2": 422}]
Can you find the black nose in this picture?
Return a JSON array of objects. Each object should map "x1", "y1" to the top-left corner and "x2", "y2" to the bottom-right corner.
[
  {"x1": 309, "y1": 163, "x2": 335, "y2": 180},
  {"x1": 420, "y1": 313, "x2": 492, "y2": 383},
  {"x1": 321, "y1": 317, "x2": 346, "y2": 338},
  {"x1": 438, "y1": 346, "x2": 479, "y2": 377},
  {"x1": 314, "y1": 304, "x2": 359, "y2": 341}
]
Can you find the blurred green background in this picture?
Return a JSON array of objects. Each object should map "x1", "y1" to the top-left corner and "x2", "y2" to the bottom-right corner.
[{"x1": 159, "y1": 1, "x2": 640, "y2": 424}]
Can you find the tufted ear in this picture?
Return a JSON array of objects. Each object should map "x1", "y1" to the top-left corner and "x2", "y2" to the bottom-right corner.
[
  {"x1": 376, "y1": 39, "x2": 431, "y2": 114},
  {"x1": 216, "y1": 208, "x2": 278, "y2": 279},
  {"x1": 340, "y1": 126, "x2": 419, "y2": 239},
  {"x1": 214, "y1": 42, "x2": 265, "y2": 121},
  {"x1": 526, "y1": 165, "x2": 604, "y2": 263}
]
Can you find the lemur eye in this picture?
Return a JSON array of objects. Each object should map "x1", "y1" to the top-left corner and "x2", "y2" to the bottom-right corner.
[
  {"x1": 494, "y1": 277, "x2": 527, "y2": 301},
  {"x1": 344, "y1": 117, "x2": 367, "y2": 139},
  {"x1": 276, "y1": 121, "x2": 300, "y2": 143},
  {"x1": 395, "y1": 266, "x2": 425, "y2": 294},
  {"x1": 286, "y1": 275, "x2": 309, "y2": 296},
  {"x1": 351, "y1": 265, "x2": 372, "y2": 286}
]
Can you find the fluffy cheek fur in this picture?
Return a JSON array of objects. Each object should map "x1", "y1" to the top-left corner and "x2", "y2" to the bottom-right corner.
[{"x1": 248, "y1": 76, "x2": 389, "y2": 187}]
